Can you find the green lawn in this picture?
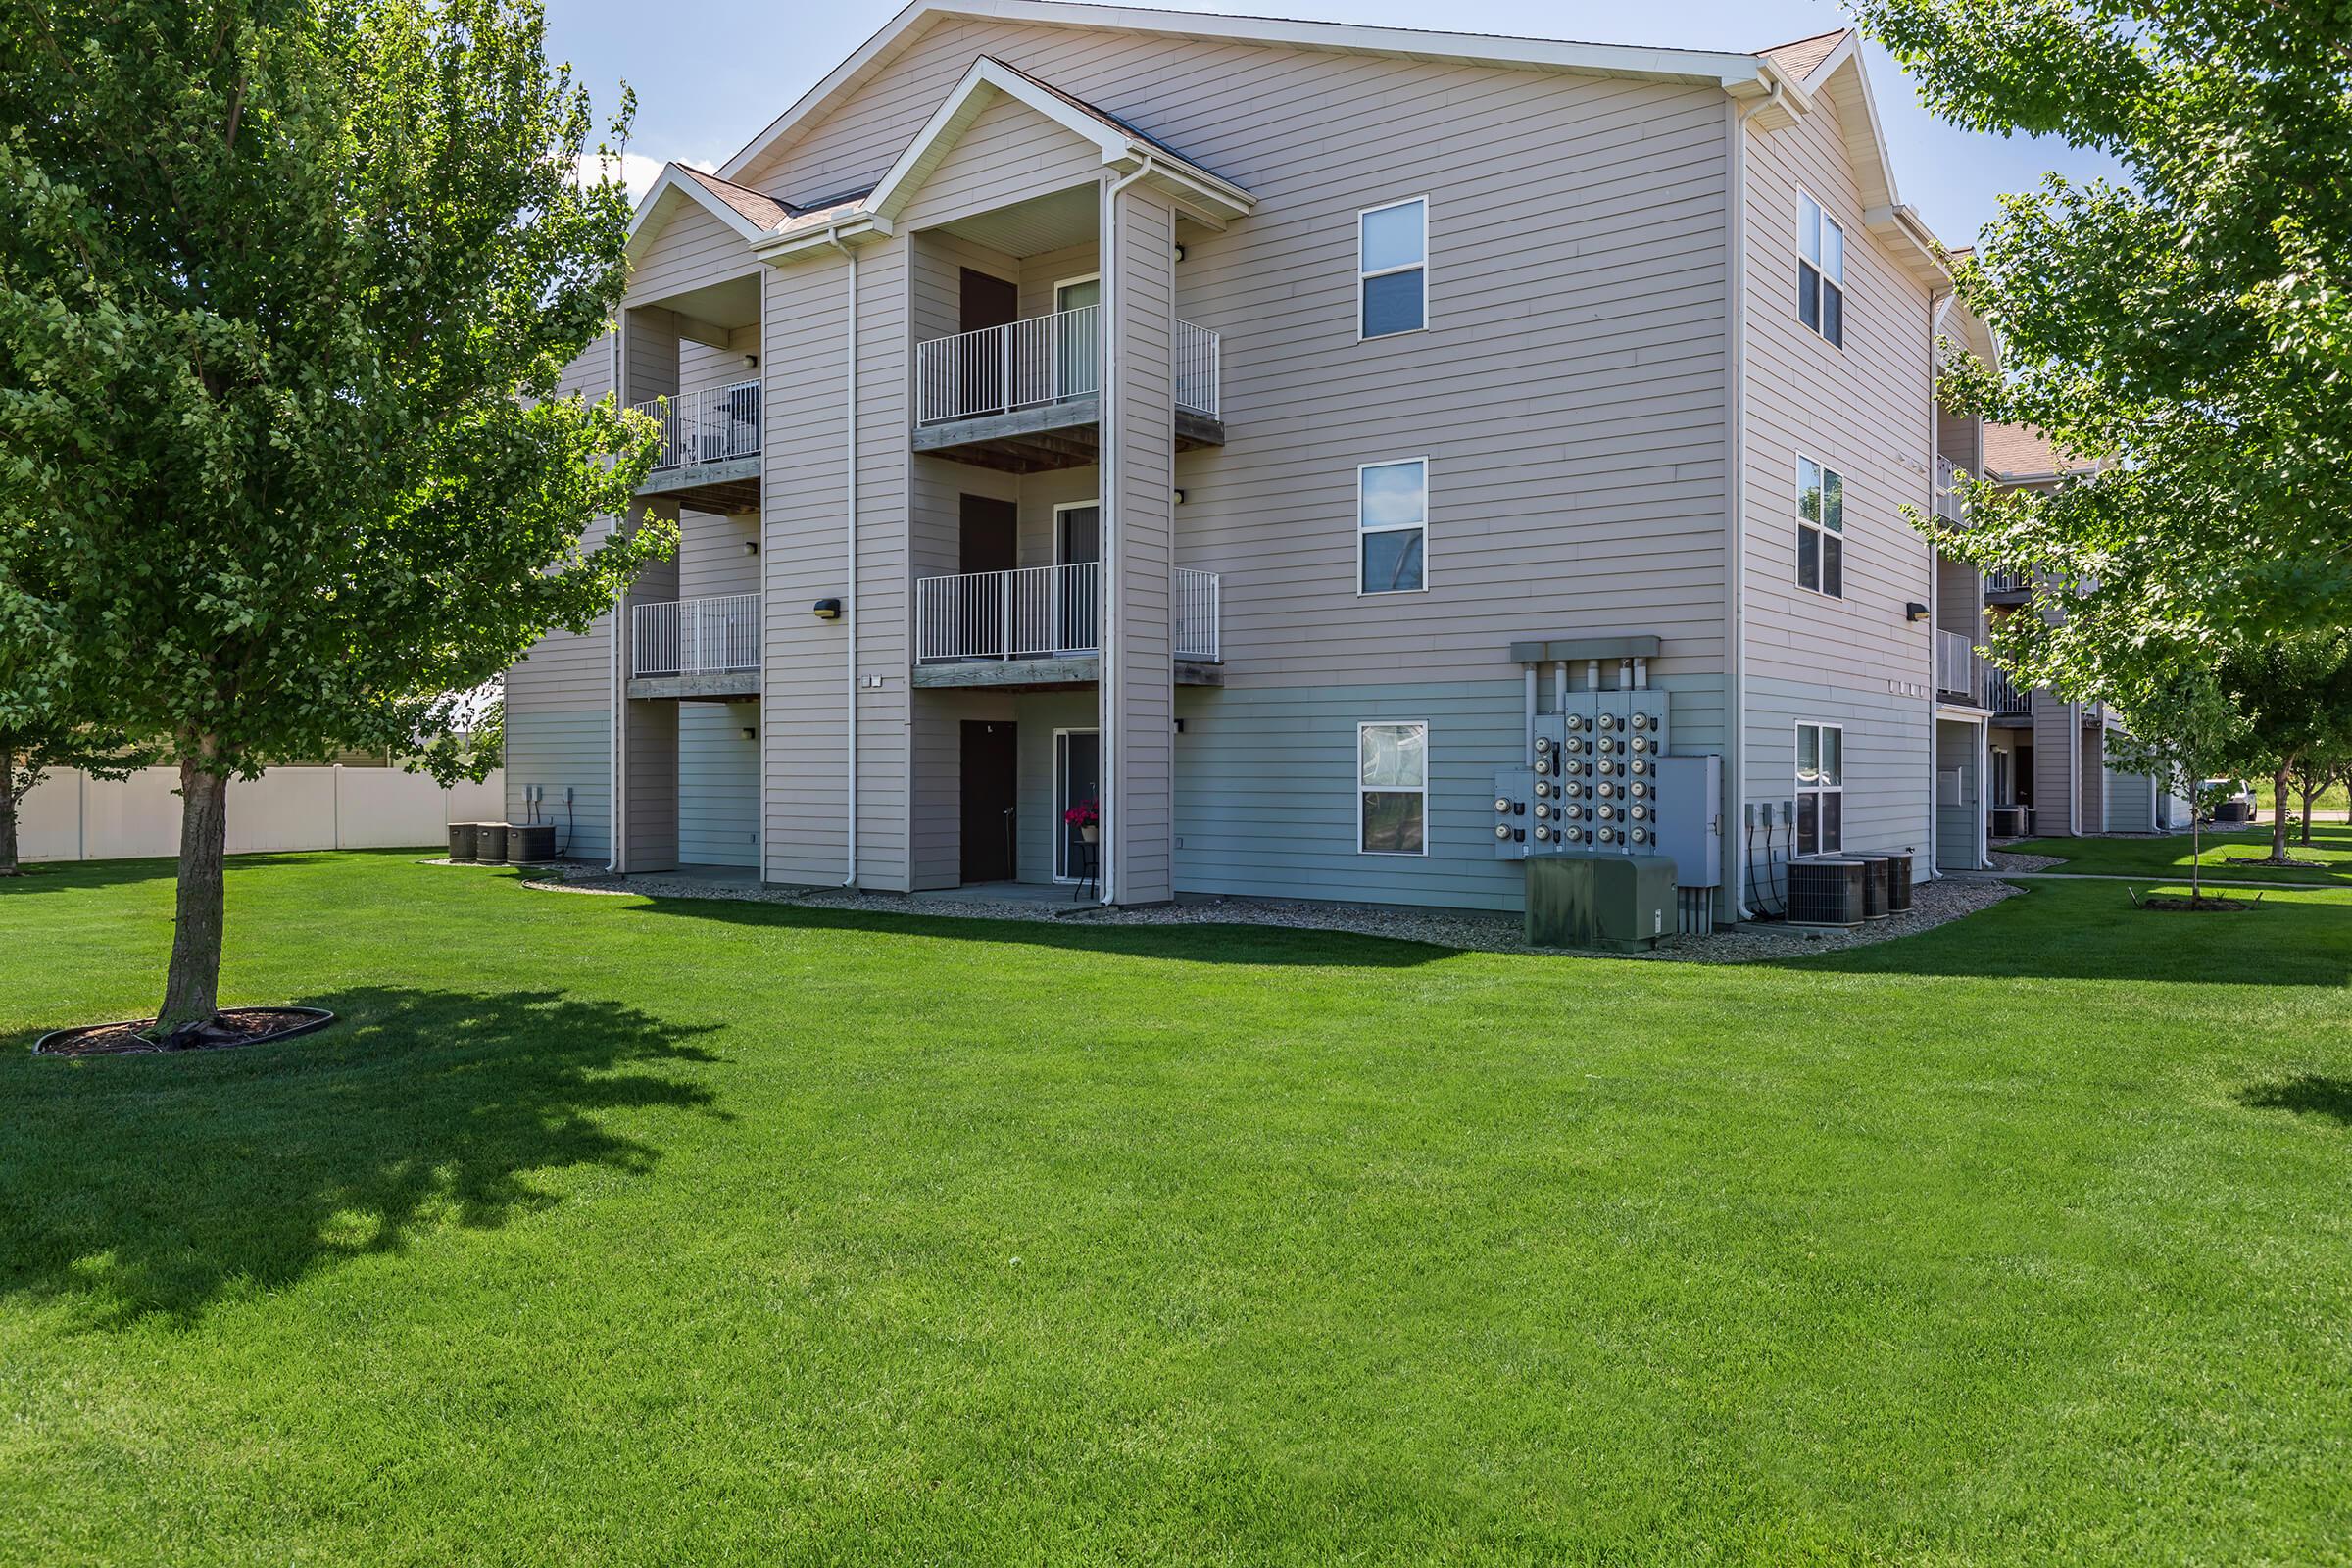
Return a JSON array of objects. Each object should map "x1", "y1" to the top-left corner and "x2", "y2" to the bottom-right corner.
[
  {"x1": 2011, "y1": 819, "x2": 2352, "y2": 885},
  {"x1": 4, "y1": 853, "x2": 2350, "y2": 1566},
  {"x1": 2258, "y1": 778, "x2": 2351, "y2": 817}
]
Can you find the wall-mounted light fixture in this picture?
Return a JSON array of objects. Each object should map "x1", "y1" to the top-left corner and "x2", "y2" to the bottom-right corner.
[
  {"x1": 743, "y1": 538, "x2": 760, "y2": 556},
  {"x1": 743, "y1": 352, "x2": 760, "y2": 369},
  {"x1": 1173, "y1": 244, "x2": 1186, "y2": 263},
  {"x1": 740, "y1": 725, "x2": 759, "y2": 741},
  {"x1": 1171, "y1": 488, "x2": 1186, "y2": 505},
  {"x1": 1905, "y1": 602, "x2": 1931, "y2": 623},
  {"x1": 812, "y1": 598, "x2": 843, "y2": 620}
]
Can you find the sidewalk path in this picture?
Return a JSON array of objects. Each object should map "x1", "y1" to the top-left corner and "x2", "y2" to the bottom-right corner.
[{"x1": 1950, "y1": 870, "x2": 2344, "y2": 894}]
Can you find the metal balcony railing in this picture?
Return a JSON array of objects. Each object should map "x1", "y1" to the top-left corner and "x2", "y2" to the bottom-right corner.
[
  {"x1": 1984, "y1": 566, "x2": 2033, "y2": 595},
  {"x1": 631, "y1": 380, "x2": 761, "y2": 471},
  {"x1": 631, "y1": 593, "x2": 760, "y2": 679},
  {"x1": 912, "y1": 305, "x2": 1222, "y2": 425},
  {"x1": 1934, "y1": 456, "x2": 1966, "y2": 524},
  {"x1": 1175, "y1": 319, "x2": 1220, "y2": 419},
  {"x1": 1984, "y1": 664, "x2": 2030, "y2": 714},
  {"x1": 1935, "y1": 627, "x2": 1977, "y2": 701},
  {"x1": 1173, "y1": 565, "x2": 1219, "y2": 662},
  {"x1": 913, "y1": 564, "x2": 1221, "y2": 664}
]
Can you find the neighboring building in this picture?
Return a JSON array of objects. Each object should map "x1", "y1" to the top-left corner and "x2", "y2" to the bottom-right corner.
[
  {"x1": 506, "y1": 2, "x2": 1999, "y2": 917},
  {"x1": 1948, "y1": 422, "x2": 2189, "y2": 838}
]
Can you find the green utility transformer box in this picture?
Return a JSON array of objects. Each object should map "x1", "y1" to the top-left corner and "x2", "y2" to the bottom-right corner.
[{"x1": 1525, "y1": 854, "x2": 1677, "y2": 952}]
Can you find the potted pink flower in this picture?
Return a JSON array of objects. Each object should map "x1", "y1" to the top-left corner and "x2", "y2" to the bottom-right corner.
[{"x1": 1063, "y1": 798, "x2": 1101, "y2": 844}]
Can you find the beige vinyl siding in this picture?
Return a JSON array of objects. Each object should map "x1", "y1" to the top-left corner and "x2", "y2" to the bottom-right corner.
[
  {"x1": 1106, "y1": 182, "x2": 1178, "y2": 903},
  {"x1": 631, "y1": 199, "x2": 760, "y2": 305},
  {"x1": 2032, "y1": 691, "x2": 2078, "y2": 835},
  {"x1": 762, "y1": 255, "x2": 853, "y2": 886},
  {"x1": 504, "y1": 333, "x2": 617, "y2": 857},
  {"x1": 1739, "y1": 78, "x2": 1935, "y2": 871},
  {"x1": 742, "y1": 18, "x2": 1735, "y2": 718}
]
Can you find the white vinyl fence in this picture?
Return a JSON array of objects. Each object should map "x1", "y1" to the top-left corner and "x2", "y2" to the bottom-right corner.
[{"x1": 16, "y1": 765, "x2": 506, "y2": 863}]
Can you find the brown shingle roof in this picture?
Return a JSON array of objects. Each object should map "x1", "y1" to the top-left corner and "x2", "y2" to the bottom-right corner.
[
  {"x1": 678, "y1": 165, "x2": 792, "y2": 231},
  {"x1": 1982, "y1": 422, "x2": 2100, "y2": 483},
  {"x1": 1757, "y1": 27, "x2": 1849, "y2": 81}
]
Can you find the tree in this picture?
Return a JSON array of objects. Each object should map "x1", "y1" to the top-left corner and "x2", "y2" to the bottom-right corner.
[
  {"x1": 2230, "y1": 632, "x2": 2352, "y2": 862},
  {"x1": 1854, "y1": 0, "x2": 2352, "y2": 694},
  {"x1": 2101, "y1": 670, "x2": 2251, "y2": 906},
  {"x1": 0, "y1": 592, "x2": 153, "y2": 876},
  {"x1": 2285, "y1": 751, "x2": 2347, "y2": 845},
  {"x1": 0, "y1": 0, "x2": 668, "y2": 1044}
]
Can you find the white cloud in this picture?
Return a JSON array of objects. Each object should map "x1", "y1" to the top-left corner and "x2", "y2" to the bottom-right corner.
[{"x1": 577, "y1": 150, "x2": 715, "y2": 203}]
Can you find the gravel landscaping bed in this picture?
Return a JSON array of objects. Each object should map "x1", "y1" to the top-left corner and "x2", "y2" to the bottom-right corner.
[
  {"x1": 1988, "y1": 849, "x2": 2066, "y2": 872},
  {"x1": 525, "y1": 863, "x2": 2020, "y2": 962}
]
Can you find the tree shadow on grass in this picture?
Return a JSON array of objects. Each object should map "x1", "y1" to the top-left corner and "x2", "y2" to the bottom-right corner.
[
  {"x1": 2238, "y1": 1076, "x2": 2352, "y2": 1126},
  {"x1": 0, "y1": 851, "x2": 352, "y2": 897},
  {"x1": 0, "y1": 986, "x2": 724, "y2": 1328},
  {"x1": 612, "y1": 887, "x2": 1461, "y2": 969}
]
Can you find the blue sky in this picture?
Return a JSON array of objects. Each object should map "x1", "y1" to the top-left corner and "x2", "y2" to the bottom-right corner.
[{"x1": 543, "y1": 0, "x2": 2113, "y2": 247}]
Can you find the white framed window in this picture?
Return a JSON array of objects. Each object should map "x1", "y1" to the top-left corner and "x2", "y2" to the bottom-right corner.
[
  {"x1": 1796, "y1": 721, "x2": 1844, "y2": 856},
  {"x1": 1797, "y1": 454, "x2": 1844, "y2": 598},
  {"x1": 1798, "y1": 191, "x2": 1845, "y2": 348},
  {"x1": 1358, "y1": 721, "x2": 1429, "y2": 855},
  {"x1": 1358, "y1": 457, "x2": 1428, "y2": 594},
  {"x1": 1358, "y1": 197, "x2": 1427, "y2": 339}
]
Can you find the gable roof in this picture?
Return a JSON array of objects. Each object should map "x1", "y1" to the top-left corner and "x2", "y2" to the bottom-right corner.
[
  {"x1": 626, "y1": 162, "x2": 792, "y2": 265},
  {"x1": 1757, "y1": 27, "x2": 1848, "y2": 82},
  {"x1": 753, "y1": 52, "x2": 1253, "y2": 262},
  {"x1": 1983, "y1": 423, "x2": 2103, "y2": 485},
  {"x1": 677, "y1": 166, "x2": 793, "y2": 231},
  {"x1": 720, "y1": 0, "x2": 1794, "y2": 185}
]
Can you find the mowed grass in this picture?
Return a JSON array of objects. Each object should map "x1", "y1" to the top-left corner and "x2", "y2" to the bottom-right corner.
[
  {"x1": 3, "y1": 853, "x2": 2350, "y2": 1567},
  {"x1": 2011, "y1": 819, "x2": 2352, "y2": 885}
]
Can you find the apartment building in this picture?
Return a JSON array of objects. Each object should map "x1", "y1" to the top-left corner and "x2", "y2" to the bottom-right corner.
[
  {"x1": 1931, "y1": 421, "x2": 2188, "y2": 839},
  {"x1": 507, "y1": 0, "x2": 1997, "y2": 918}
]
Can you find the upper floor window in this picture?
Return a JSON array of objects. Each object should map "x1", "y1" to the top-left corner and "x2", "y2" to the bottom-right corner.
[
  {"x1": 1796, "y1": 721, "x2": 1844, "y2": 855},
  {"x1": 1359, "y1": 458, "x2": 1428, "y2": 594},
  {"x1": 1798, "y1": 455, "x2": 1844, "y2": 598},
  {"x1": 1359, "y1": 722, "x2": 1429, "y2": 855},
  {"x1": 1798, "y1": 192, "x2": 1845, "y2": 347},
  {"x1": 1359, "y1": 198, "x2": 1427, "y2": 338}
]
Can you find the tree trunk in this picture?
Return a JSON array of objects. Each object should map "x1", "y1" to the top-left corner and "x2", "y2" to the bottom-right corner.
[
  {"x1": 2300, "y1": 777, "x2": 2317, "y2": 844},
  {"x1": 155, "y1": 754, "x2": 230, "y2": 1044},
  {"x1": 0, "y1": 764, "x2": 18, "y2": 876},
  {"x1": 2266, "y1": 760, "x2": 2294, "y2": 864}
]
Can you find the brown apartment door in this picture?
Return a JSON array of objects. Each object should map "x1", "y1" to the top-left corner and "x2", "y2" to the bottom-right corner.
[
  {"x1": 958, "y1": 269, "x2": 1019, "y2": 416},
  {"x1": 959, "y1": 495, "x2": 1017, "y2": 658},
  {"x1": 960, "y1": 721, "x2": 1019, "y2": 884}
]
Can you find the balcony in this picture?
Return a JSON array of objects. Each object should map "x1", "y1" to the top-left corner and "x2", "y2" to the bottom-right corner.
[
  {"x1": 1984, "y1": 664, "x2": 2031, "y2": 717},
  {"x1": 1936, "y1": 628, "x2": 1978, "y2": 703},
  {"x1": 626, "y1": 592, "x2": 760, "y2": 700},
  {"x1": 1934, "y1": 456, "x2": 1965, "y2": 525},
  {"x1": 911, "y1": 563, "x2": 1223, "y2": 687},
  {"x1": 630, "y1": 381, "x2": 762, "y2": 514},
  {"x1": 911, "y1": 306, "x2": 1225, "y2": 472},
  {"x1": 1984, "y1": 566, "x2": 2033, "y2": 600}
]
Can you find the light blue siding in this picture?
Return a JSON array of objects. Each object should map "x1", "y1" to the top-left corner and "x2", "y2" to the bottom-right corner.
[
  {"x1": 505, "y1": 707, "x2": 611, "y2": 861},
  {"x1": 679, "y1": 702, "x2": 760, "y2": 866}
]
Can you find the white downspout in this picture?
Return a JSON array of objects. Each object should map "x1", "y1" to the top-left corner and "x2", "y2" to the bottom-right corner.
[
  {"x1": 825, "y1": 226, "x2": 859, "y2": 886},
  {"x1": 1096, "y1": 154, "x2": 1156, "y2": 906},
  {"x1": 1927, "y1": 286, "x2": 1948, "y2": 880},
  {"x1": 1725, "y1": 100, "x2": 1752, "y2": 918},
  {"x1": 607, "y1": 319, "x2": 625, "y2": 874}
]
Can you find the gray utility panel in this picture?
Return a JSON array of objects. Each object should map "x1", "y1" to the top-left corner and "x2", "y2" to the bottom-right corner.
[{"x1": 1493, "y1": 686, "x2": 1673, "y2": 860}]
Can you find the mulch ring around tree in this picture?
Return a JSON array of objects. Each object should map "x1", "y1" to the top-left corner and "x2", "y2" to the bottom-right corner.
[
  {"x1": 32, "y1": 1007, "x2": 336, "y2": 1057},
  {"x1": 2130, "y1": 892, "x2": 2258, "y2": 913}
]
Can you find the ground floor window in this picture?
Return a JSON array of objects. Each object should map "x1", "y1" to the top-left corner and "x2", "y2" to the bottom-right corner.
[
  {"x1": 1358, "y1": 721, "x2": 1427, "y2": 855},
  {"x1": 1796, "y1": 721, "x2": 1843, "y2": 856}
]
